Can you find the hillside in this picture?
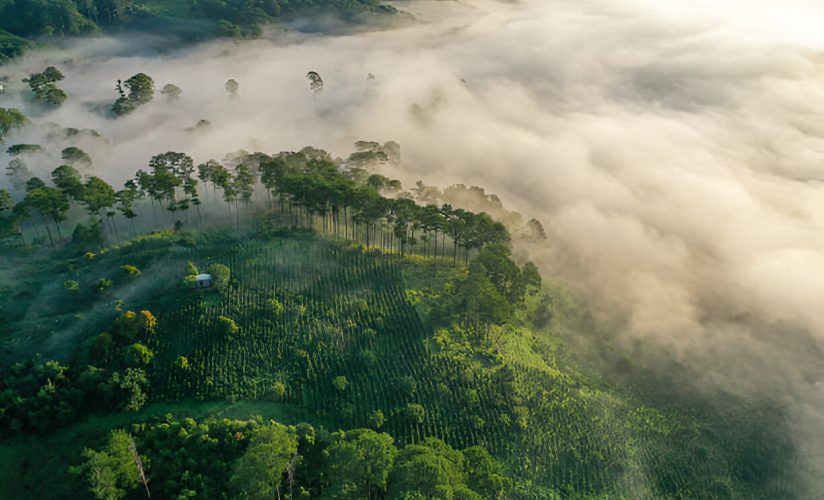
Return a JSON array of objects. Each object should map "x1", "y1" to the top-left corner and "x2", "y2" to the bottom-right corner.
[
  {"x1": 0, "y1": 212, "x2": 805, "y2": 499},
  {"x1": 0, "y1": 0, "x2": 399, "y2": 62}
]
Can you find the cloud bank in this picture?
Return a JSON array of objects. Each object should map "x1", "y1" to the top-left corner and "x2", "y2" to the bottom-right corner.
[{"x1": 1, "y1": 0, "x2": 823, "y2": 484}]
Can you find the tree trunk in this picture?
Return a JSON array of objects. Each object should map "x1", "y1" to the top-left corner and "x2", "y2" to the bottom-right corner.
[
  {"x1": 110, "y1": 216, "x2": 119, "y2": 242},
  {"x1": 40, "y1": 214, "x2": 55, "y2": 248},
  {"x1": 16, "y1": 223, "x2": 29, "y2": 254},
  {"x1": 433, "y1": 230, "x2": 437, "y2": 271},
  {"x1": 150, "y1": 197, "x2": 157, "y2": 226},
  {"x1": 52, "y1": 212, "x2": 64, "y2": 245}
]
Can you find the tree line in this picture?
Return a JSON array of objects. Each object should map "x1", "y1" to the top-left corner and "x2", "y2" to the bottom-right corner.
[
  {"x1": 72, "y1": 416, "x2": 508, "y2": 500},
  {"x1": 0, "y1": 0, "x2": 397, "y2": 53},
  {"x1": 1, "y1": 142, "x2": 544, "y2": 268}
]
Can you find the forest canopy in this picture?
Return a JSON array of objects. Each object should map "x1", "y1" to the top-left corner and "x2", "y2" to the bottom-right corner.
[{"x1": 0, "y1": 0, "x2": 397, "y2": 56}]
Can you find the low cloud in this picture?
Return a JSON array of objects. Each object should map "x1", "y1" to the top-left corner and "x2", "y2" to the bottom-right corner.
[{"x1": 2, "y1": 0, "x2": 823, "y2": 483}]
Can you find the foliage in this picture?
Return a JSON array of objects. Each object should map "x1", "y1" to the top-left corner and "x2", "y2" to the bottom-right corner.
[
  {"x1": 70, "y1": 429, "x2": 140, "y2": 500},
  {"x1": 62, "y1": 146, "x2": 93, "y2": 167},
  {"x1": 0, "y1": 29, "x2": 34, "y2": 62},
  {"x1": 323, "y1": 428, "x2": 396, "y2": 500},
  {"x1": 6, "y1": 143, "x2": 45, "y2": 155},
  {"x1": 230, "y1": 423, "x2": 298, "y2": 500},
  {"x1": 92, "y1": 278, "x2": 113, "y2": 292},
  {"x1": 126, "y1": 343, "x2": 154, "y2": 365},
  {"x1": 0, "y1": 107, "x2": 29, "y2": 143},
  {"x1": 118, "y1": 264, "x2": 141, "y2": 277},
  {"x1": 332, "y1": 375, "x2": 348, "y2": 391},
  {"x1": 70, "y1": 219, "x2": 105, "y2": 249},
  {"x1": 206, "y1": 263, "x2": 230, "y2": 290},
  {"x1": 113, "y1": 73, "x2": 154, "y2": 115},
  {"x1": 23, "y1": 66, "x2": 67, "y2": 105}
]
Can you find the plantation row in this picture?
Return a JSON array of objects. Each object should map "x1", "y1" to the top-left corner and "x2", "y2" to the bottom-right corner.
[{"x1": 130, "y1": 237, "x2": 763, "y2": 499}]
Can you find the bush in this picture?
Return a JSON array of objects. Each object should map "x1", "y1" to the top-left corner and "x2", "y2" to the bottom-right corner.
[
  {"x1": 92, "y1": 278, "x2": 112, "y2": 292},
  {"x1": 70, "y1": 220, "x2": 104, "y2": 250},
  {"x1": 206, "y1": 263, "x2": 230, "y2": 291},
  {"x1": 332, "y1": 376, "x2": 348, "y2": 391},
  {"x1": 63, "y1": 280, "x2": 79, "y2": 292},
  {"x1": 119, "y1": 265, "x2": 141, "y2": 277}
]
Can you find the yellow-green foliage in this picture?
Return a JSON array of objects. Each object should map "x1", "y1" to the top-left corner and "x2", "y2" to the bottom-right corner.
[{"x1": 119, "y1": 265, "x2": 141, "y2": 278}]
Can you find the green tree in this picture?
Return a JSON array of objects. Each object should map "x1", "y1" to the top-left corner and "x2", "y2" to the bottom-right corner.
[
  {"x1": 463, "y1": 447, "x2": 506, "y2": 500},
  {"x1": 23, "y1": 186, "x2": 70, "y2": 247},
  {"x1": 459, "y1": 261, "x2": 512, "y2": 341},
  {"x1": 23, "y1": 66, "x2": 67, "y2": 105},
  {"x1": 229, "y1": 423, "x2": 298, "y2": 500},
  {"x1": 0, "y1": 107, "x2": 29, "y2": 143},
  {"x1": 6, "y1": 143, "x2": 45, "y2": 155},
  {"x1": 388, "y1": 438, "x2": 469, "y2": 500},
  {"x1": 52, "y1": 164, "x2": 85, "y2": 201},
  {"x1": 206, "y1": 263, "x2": 230, "y2": 291},
  {"x1": 62, "y1": 147, "x2": 93, "y2": 168},
  {"x1": 111, "y1": 368, "x2": 148, "y2": 411},
  {"x1": 24, "y1": 176, "x2": 45, "y2": 192},
  {"x1": 0, "y1": 188, "x2": 28, "y2": 252},
  {"x1": 126, "y1": 343, "x2": 153, "y2": 366},
  {"x1": 71, "y1": 429, "x2": 140, "y2": 500},
  {"x1": 80, "y1": 176, "x2": 116, "y2": 216},
  {"x1": 113, "y1": 73, "x2": 154, "y2": 115},
  {"x1": 323, "y1": 429, "x2": 397, "y2": 500},
  {"x1": 332, "y1": 375, "x2": 349, "y2": 391}
]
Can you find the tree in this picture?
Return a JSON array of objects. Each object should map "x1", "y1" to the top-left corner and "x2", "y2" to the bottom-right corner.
[
  {"x1": 71, "y1": 429, "x2": 141, "y2": 500},
  {"x1": 6, "y1": 143, "x2": 45, "y2": 156},
  {"x1": 115, "y1": 187, "x2": 138, "y2": 235},
  {"x1": 62, "y1": 147, "x2": 93, "y2": 169},
  {"x1": 149, "y1": 152, "x2": 193, "y2": 222},
  {"x1": 206, "y1": 263, "x2": 230, "y2": 291},
  {"x1": 323, "y1": 429, "x2": 397, "y2": 500},
  {"x1": 216, "y1": 168, "x2": 238, "y2": 230},
  {"x1": 25, "y1": 176, "x2": 45, "y2": 193},
  {"x1": 234, "y1": 163, "x2": 255, "y2": 216},
  {"x1": 0, "y1": 188, "x2": 28, "y2": 252},
  {"x1": 0, "y1": 107, "x2": 29, "y2": 143},
  {"x1": 113, "y1": 73, "x2": 154, "y2": 115},
  {"x1": 459, "y1": 261, "x2": 512, "y2": 341},
  {"x1": 52, "y1": 165, "x2": 85, "y2": 202},
  {"x1": 463, "y1": 447, "x2": 506, "y2": 500},
  {"x1": 225, "y1": 79, "x2": 239, "y2": 99},
  {"x1": 126, "y1": 343, "x2": 153, "y2": 366},
  {"x1": 23, "y1": 186, "x2": 70, "y2": 247},
  {"x1": 112, "y1": 368, "x2": 148, "y2": 411},
  {"x1": 525, "y1": 218, "x2": 546, "y2": 241},
  {"x1": 5, "y1": 158, "x2": 31, "y2": 190},
  {"x1": 388, "y1": 438, "x2": 469, "y2": 500},
  {"x1": 23, "y1": 66, "x2": 67, "y2": 105},
  {"x1": 521, "y1": 262, "x2": 541, "y2": 291},
  {"x1": 160, "y1": 83, "x2": 182, "y2": 100},
  {"x1": 229, "y1": 424, "x2": 298, "y2": 500},
  {"x1": 80, "y1": 176, "x2": 116, "y2": 217}
]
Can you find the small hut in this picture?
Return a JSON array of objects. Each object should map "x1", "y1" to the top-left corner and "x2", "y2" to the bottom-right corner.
[{"x1": 196, "y1": 274, "x2": 212, "y2": 288}]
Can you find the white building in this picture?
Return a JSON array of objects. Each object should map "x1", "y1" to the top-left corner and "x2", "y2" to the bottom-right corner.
[{"x1": 196, "y1": 274, "x2": 212, "y2": 288}]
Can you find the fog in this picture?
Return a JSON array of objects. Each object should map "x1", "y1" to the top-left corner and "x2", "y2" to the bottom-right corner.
[{"x1": 2, "y1": 0, "x2": 824, "y2": 483}]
